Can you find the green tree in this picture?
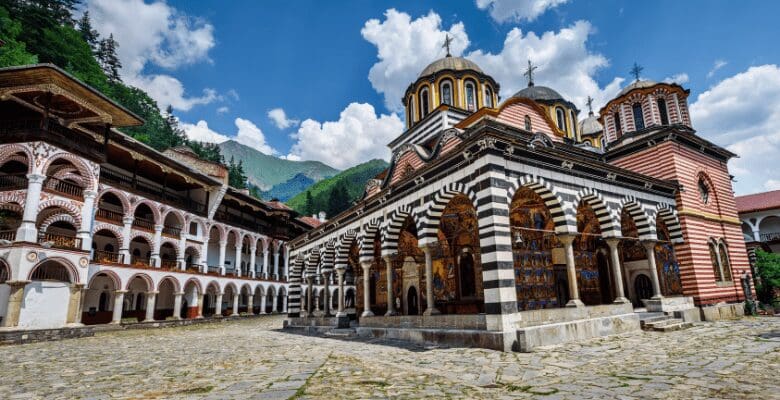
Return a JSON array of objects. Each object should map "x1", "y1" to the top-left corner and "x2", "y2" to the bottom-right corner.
[
  {"x1": 188, "y1": 141, "x2": 223, "y2": 163},
  {"x1": 0, "y1": 6, "x2": 38, "y2": 66},
  {"x1": 77, "y1": 9, "x2": 99, "y2": 50},
  {"x1": 304, "y1": 190, "x2": 313, "y2": 215},
  {"x1": 227, "y1": 157, "x2": 248, "y2": 189},
  {"x1": 755, "y1": 249, "x2": 780, "y2": 304},
  {"x1": 97, "y1": 33, "x2": 122, "y2": 83},
  {"x1": 326, "y1": 182, "x2": 350, "y2": 217}
]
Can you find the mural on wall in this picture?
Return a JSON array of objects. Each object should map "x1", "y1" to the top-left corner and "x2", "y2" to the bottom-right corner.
[
  {"x1": 510, "y1": 187, "x2": 559, "y2": 311},
  {"x1": 655, "y1": 218, "x2": 683, "y2": 295},
  {"x1": 574, "y1": 203, "x2": 604, "y2": 305},
  {"x1": 620, "y1": 210, "x2": 647, "y2": 262}
]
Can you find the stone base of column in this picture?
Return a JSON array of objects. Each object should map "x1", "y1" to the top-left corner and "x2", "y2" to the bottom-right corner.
[
  {"x1": 336, "y1": 314, "x2": 350, "y2": 328},
  {"x1": 423, "y1": 307, "x2": 441, "y2": 316},
  {"x1": 613, "y1": 297, "x2": 631, "y2": 304},
  {"x1": 651, "y1": 294, "x2": 664, "y2": 300},
  {"x1": 384, "y1": 310, "x2": 399, "y2": 317},
  {"x1": 230, "y1": 313, "x2": 239, "y2": 317},
  {"x1": 64, "y1": 322, "x2": 84, "y2": 328},
  {"x1": 361, "y1": 310, "x2": 374, "y2": 317},
  {"x1": 565, "y1": 299, "x2": 585, "y2": 308},
  {"x1": 214, "y1": 314, "x2": 223, "y2": 318}
]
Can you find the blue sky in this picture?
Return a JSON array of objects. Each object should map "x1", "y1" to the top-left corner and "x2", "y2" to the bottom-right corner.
[{"x1": 83, "y1": 0, "x2": 780, "y2": 195}]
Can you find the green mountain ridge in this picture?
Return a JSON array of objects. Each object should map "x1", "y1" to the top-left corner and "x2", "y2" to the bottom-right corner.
[
  {"x1": 218, "y1": 140, "x2": 340, "y2": 191},
  {"x1": 287, "y1": 159, "x2": 389, "y2": 216}
]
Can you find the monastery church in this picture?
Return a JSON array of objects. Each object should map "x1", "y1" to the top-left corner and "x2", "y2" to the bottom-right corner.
[{"x1": 285, "y1": 44, "x2": 750, "y2": 351}]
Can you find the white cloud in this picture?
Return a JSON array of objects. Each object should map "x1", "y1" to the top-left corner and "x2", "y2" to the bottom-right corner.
[
  {"x1": 476, "y1": 0, "x2": 568, "y2": 23},
  {"x1": 286, "y1": 103, "x2": 404, "y2": 169},
  {"x1": 267, "y1": 108, "x2": 300, "y2": 129},
  {"x1": 663, "y1": 73, "x2": 689, "y2": 84},
  {"x1": 85, "y1": 0, "x2": 217, "y2": 111},
  {"x1": 182, "y1": 118, "x2": 278, "y2": 155},
  {"x1": 689, "y1": 65, "x2": 780, "y2": 195},
  {"x1": 216, "y1": 106, "x2": 229, "y2": 114},
  {"x1": 361, "y1": 9, "x2": 469, "y2": 113},
  {"x1": 467, "y1": 20, "x2": 624, "y2": 113},
  {"x1": 764, "y1": 180, "x2": 780, "y2": 191},
  {"x1": 707, "y1": 59, "x2": 728, "y2": 79}
]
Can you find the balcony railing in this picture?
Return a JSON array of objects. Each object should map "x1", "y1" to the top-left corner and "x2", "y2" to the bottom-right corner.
[
  {"x1": 207, "y1": 265, "x2": 221, "y2": 275},
  {"x1": 160, "y1": 259, "x2": 179, "y2": 270},
  {"x1": 760, "y1": 231, "x2": 780, "y2": 242},
  {"x1": 162, "y1": 225, "x2": 181, "y2": 238},
  {"x1": 99, "y1": 167, "x2": 206, "y2": 215},
  {"x1": 0, "y1": 230, "x2": 15, "y2": 242},
  {"x1": 0, "y1": 119, "x2": 106, "y2": 161},
  {"x1": 39, "y1": 233, "x2": 82, "y2": 250},
  {"x1": 131, "y1": 255, "x2": 151, "y2": 267},
  {"x1": 185, "y1": 263, "x2": 201, "y2": 273},
  {"x1": 44, "y1": 176, "x2": 84, "y2": 199},
  {"x1": 95, "y1": 208, "x2": 124, "y2": 223},
  {"x1": 93, "y1": 250, "x2": 122, "y2": 264},
  {"x1": 0, "y1": 174, "x2": 28, "y2": 191},
  {"x1": 132, "y1": 218, "x2": 155, "y2": 232}
]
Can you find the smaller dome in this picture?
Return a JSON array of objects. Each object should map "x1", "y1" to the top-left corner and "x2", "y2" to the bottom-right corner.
[
  {"x1": 511, "y1": 85, "x2": 564, "y2": 102},
  {"x1": 419, "y1": 56, "x2": 483, "y2": 78},
  {"x1": 578, "y1": 114, "x2": 603, "y2": 136},
  {"x1": 618, "y1": 79, "x2": 658, "y2": 97}
]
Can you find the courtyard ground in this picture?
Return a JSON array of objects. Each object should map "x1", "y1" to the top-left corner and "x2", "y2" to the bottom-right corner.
[{"x1": 0, "y1": 316, "x2": 777, "y2": 399}]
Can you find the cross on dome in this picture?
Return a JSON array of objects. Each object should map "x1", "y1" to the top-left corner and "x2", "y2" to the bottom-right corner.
[
  {"x1": 631, "y1": 62, "x2": 644, "y2": 82},
  {"x1": 524, "y1": 59, "x2": 538, "y2": 87},
  {"x1": 586, "y1": 96, "x2": 594, "y2": 116},
  {"x1": 442, "y1": 34, "x2": 453, "y2": 57}
]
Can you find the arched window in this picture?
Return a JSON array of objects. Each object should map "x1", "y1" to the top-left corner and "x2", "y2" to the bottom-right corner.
[
  {"x1": 440, "y1": 80, "x2": 453, "y2": 105},
  {"x1": 698, "y1": 177, "x2": 710, "y2": 205},
  {"x1": 419, "y1": 87, "x2": 430, "y2": 118},
  {"x1": 408, "y1": 95, "x2": 416, "y2": 124},
  {"x1": 524, "y1": 115, "x2": 532, "y2": 131},
  {"x1": 555, "y1": 107, "x2": 567, "y2": 132},
  {"x1": 189, "y1": 222, "x2": 198, "y2": 236},
  {"x1": 464, "y1": 81, "x2": 477, "y2": 111},
  {"x1": 570, "y1": 110, "x2": 577, "y2": 136},
  {"x1": 657, "y1": 98, "x2": 669, "y2": 125},
  {"x1": 718, "y1": 241, "x2": 733, "y2": 281},
  {"x1": 600, "y1": 136, "x2": 606, "y2": 149},
  {"x1": 483, "y1": 86, "x2": 493, "y2": 108},
  {"x1": 613, "y1": 112, "x2": 622, "y2": 137},
  {"x1": 632, "y1": 102, "x2": 645, "y2": 130},
  {"x1": 709, "y1": 241, "x2": 721, "y2": 281},
  {"x1": 709, "y1": 239, "x2": 733, "y2": 282},
  {"x1": 104, "y1": 243, "x2": 114, "y2": 253}
]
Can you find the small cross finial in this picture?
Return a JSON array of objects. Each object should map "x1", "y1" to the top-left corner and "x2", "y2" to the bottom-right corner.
[
  {"x1": 631, "y1": 62, "x2": 643, "y2": 82},
  {"x1": 586, "y1": 96, "x2": 594, "y2": 116},
  {"x1": 524, "y1": 59, "x2": 538, "y2": 87},
  {"x1": 442, "y1": 34, "x2": 453, "y2": 57}
]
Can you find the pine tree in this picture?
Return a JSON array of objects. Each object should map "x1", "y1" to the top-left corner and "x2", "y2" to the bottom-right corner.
[
  {"x1": 98, "y1": 33, "x2": 122, "y2": 83},
  {"x1": 227, "y1": 157, "x2": 248, "y2": 189},
  {"x1": 77, "y1": 10, "x2": 99, "y2": 50},
  {"x1": 162, "y1": 105, "x2": 187, "y2": 148},
  {"x1": 304, "y1": 191, "x2": 314, "y2": 216}
]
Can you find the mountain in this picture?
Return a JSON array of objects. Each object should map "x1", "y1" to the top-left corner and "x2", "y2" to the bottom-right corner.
[
  {"x1": 287, "y1": 159, "x2": 389, "y2": 216},
  {"x1": 218, "y1": 140, "x2": 339, "y2": 190},
  {"x1": 260, "y1": 173, "x2": 315, "y2": 202}
]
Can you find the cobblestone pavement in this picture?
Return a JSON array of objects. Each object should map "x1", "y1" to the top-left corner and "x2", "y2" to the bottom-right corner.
[{"x1": 0, "y1": 316, "x2": 777, "y2": 399}]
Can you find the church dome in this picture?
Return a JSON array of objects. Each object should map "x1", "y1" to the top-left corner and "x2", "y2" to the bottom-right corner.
[
  {"x1": 419, "y1": 56, "x2": 483, "y2": 78},
  {"x1": 578, "y1": 114, "x2": 603, "y2": 136},
  {"x1": 511, "y1": 85, "x2": 565, "y2": 102},
  {"x1": 618, "y1": 79, "x2": 658, "y2": 97}
]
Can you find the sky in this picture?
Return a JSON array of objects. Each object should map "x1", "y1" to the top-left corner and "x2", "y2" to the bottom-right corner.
[{"x1": 81, "y1": 0, "x2": 780, "y2": 195}]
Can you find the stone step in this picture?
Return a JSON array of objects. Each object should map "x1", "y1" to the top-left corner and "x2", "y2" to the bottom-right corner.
[
  {"x1": 324, "y1": 328, "x2": 357, "y2": 338},
  {"x1": 641, "y1": 317, "x2": 693, "y2": 332}
]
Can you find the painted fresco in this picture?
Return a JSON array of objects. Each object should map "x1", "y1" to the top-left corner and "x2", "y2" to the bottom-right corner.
[
  {"x1": 510, "y1": 188, "x2": 559, "y2": 311},
  {"x1": 655, "y1": 219, "x2": 683, "y2": 295},
  {"x1": 575, "y1": 204, "x2": 604, "y2": 305},
  {"x1": 620, "y1": 209, "x2": 647, "y2": 262}
]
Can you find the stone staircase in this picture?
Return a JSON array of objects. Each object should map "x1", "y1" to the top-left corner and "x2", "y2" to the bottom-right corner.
[
  {"x1": 635, "y1": 309, "x2": 693, "y2": 332},
  {"x1": 324, "y1": 328, "x2": 357, "y2": 338}
]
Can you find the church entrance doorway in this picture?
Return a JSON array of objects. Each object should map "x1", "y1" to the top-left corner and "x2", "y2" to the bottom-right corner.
[{"x1": 634, "y1": 274, "x2": 652, "y2": 307}]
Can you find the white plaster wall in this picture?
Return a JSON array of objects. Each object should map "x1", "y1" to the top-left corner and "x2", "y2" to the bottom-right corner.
[
  {"x1": 0, "y1": 283, "x2": 10, "y2": 322},
  {"x1": 18, "y1": 281, "x2": 70, "y2": 329}
]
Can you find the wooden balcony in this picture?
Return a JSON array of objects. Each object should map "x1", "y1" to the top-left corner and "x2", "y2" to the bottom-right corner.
[
  {"x1": 132, "y1": 218, "x2": 155, "y2": 232},
  {"x1": 131, "y1": 256, "x2": 151, "y2": 267},
  {"x1": 0, "y1": 230, "x2": 16, "y2": 242},
  {"x1": 39, "y1": 233, "x2": 82, "y2": 250},
  {"x1": 160, "y1": 259, "x2": 179, "y2": 270},
  {"x1": 96, "y1": 208, "x2": 124, "y2": 224},
  {"x1": 93, "y1": 250, "x2": 122, "y2": 264},
  {"x1": 162, "y1": 225, "x2": 182, "y2": 238},
  {"x1": 0, "y1": 174, "x2": 27, "y2": 191}
]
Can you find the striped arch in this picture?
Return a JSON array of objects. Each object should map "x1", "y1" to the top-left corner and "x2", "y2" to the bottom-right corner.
[
  {"x1": 39, "y1": 213, "x2": 77, "y2": 232},
  {"x1": 40, "y1": 152, "x2": 97, "y2": 190},
  {"x1": 124, "y1": 272, "x2": 154, "y2": 291},
  {"x1": 185, "y1": 215, "x2": 206, "y2": 236},
  {"x1": 28, "y1": 257, "x2": 79, "y2": 283},
  {"x1": 182, "y1": 277, "x2": 202, "y2": 294},
  {"x1": 37, "y1": 199, "x2": 82, "y2": 228},
  {"x1": 573, "y1": 188, "x2": 620, "y2": 238},
  {"x1": 305, "y1": 249, "x2": 321, "y2": 278},
  {"x1": 0, "y1": 143, "x2": 34, "y2": 173},
  {"x1": 207, "y1": 223, "x2": 226, "y2": 243},
  {"x1": 157, "y1": 275, "x2": 181, "y2": 292},
  {"x1": 656, "y1": 204, "x2": 684, "y2": 244},
  {"x1": 513, "y1": 175, "x2": 573, "y2": 233},
  {"x1": 239, "y1": 282, "x2": 253, "y2": 295},
  {"x1": 130, "y1": 231, "x2": 155, "y2": 247},
  {"x1": 286, "y1": 255, "x2": 305, "y2": 317},
  {"x1": 266, "y1": 285, "x2": 276, "y2": 297},
  {"x1": 619, "y1": 196, "x2": 656, "y2": 240},
  {"x1": 223, "y1": 282, "x2": 238, "y2": 295},
  {"x1": 159, "y1": 238, "x2": 181, "y2": 258},
  {"x1": 321, "y1": 239, "x2": 336, "y2": 273},
  {"x1": 0, "y1": 202, "x2": 23, "y2": 214},
  {"x1": 381, "y1": 205, "x2": 417, "y2": 256},
  {"x1": 205, "y1": 280, "x2": 221, "y2": 294},
  {"x1": 160, "y1": 207, "x2": 185, "y2": 227},
  {"x1": 359, "y1": 218, "x2": 382, "y2": 264},
  {"x1": 334, "y1": 229, "x2": 358, "y2": 268},
  {"x1": 0, "y1": 192, "x2": 26, "y2": 211},
  {"x1": 96, "y1": 187, "x2": 131, "y2": 214},
  {"x1": 418, "y1": 182, "x2": 478, "y2": 246},
  {"x1": 131, "y1": 199, "x2": 162, "y2": 223},
  {"x1": 88, "y1": 269, "x2": 121, "y2": 289},
  {"x1": 93, "y1": 222, "x2": 124, "y2": 244}
]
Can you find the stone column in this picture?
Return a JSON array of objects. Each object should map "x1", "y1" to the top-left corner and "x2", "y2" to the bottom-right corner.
[
  {"x1": 151, "y1": 224, "x2": 163, "y2": 267},
  {"x1": 263, "y1": 249, "x2": 270, "y2": 279},
  {"x1": 284, "y1": 247, "x2": 290, "y2": 280},
  {"x1": 144, "y1": 292, "x2": 157, "y2": 321},
  {"x1": 306, "y1": 276, "x2": 314, "y2": 315},
  {"x1": 282, "y1": 294, "x2": 288, "y2": 313},
  {"x1": 16, "y1": 174, "x2": 45, "y2": 242},
  {"x1": 421, "y1": 246, "x2": 440, "y2": 315},
  {"x1": 605, "y1": 238, "x2": 630, "y2": 303},
  {"x1": 200, "y1": 236, "x2": 209, "y2": 273},
  {"x1": 642, "y1": 240, "x2": 664, "y2": 299},
  {"x1": 270, "y1": 293, "x2": 277, "y2": 313},
  {"x1": 120, "y1": 216, "x2": 134, "y2": 264},
  {"x1": 218, "y1": 240, "x2": 227, "y2": 275},
  {"x1": 197, "y1": 294, "x2": 205, "y2": 318},
  {"x1": 231, "y1": 293, "x2": 239, "y2": 316},
  {"x1": 383, "y1": 255, "x2": 397, "y2": 316},
  {"x1": 172, "y1": 292, "x2": 183, "y2": 320},
  {"x1": 360, "y1": 262, "x2": 374, "y2": 317},
  {"x1": 234, "y1": 244, "x2": 243, "y2": 277},
  {"x1": 2, "y1": 281, "x2": 29, "y2": 327},
  {"x1": 111, "y1": 290, "x2": 126, "y2": 324},
  {"x1": 177, "y1": 233, "x2": 187, "y2": 270},
  {"x1": 214, "y1": 293, "x2": 223, "y2": 317},
  {"x1": 259, "y1": 293, "x2": 267, "y2": 314},
  {"x1": 66, "y1": 283, "x2": 86, "y2": 325},
  {"x1": 247, "y1": 293, "x2": 256, "y2": 315},
  {"x1": 559, "y1": 234, "x2": 584, "y2": 307},
  {"x1": 78, "y1": 190, "x2": 97, "y2": 251},
  {"x1": 336, "y1": 267, "x2": 346, "y2": 317},
  {"x1": 249, "y1": 244, "x2": 257, "y2": 279},
  {"x1": 322, "y1": 270, "x2": 332, "y2": 317},
  {"x1": 273, "y1": 248, "x2": 280, "y2": 280}
]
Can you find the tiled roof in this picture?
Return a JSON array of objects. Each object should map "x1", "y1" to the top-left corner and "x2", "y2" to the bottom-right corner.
[
  {"x1": 298, "y1": 216, "x2": 322, "y2": 228},
  {"x1": 735, "y1": 190, "x2": 780, "y2": 213},
  {"x1": 266, "y1": 201, "x2": 292, "y2": 211}
]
